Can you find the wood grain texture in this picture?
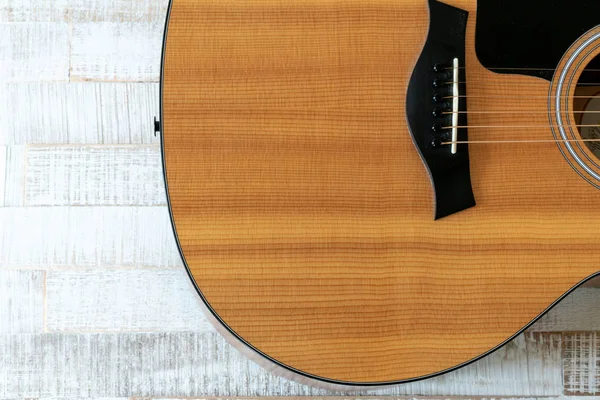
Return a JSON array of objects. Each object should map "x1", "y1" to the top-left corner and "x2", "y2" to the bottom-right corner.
[
  {"x1": 0, "y1": 23, "x2": 70, "y2": 82},
  {"x1": 71, "y1": 23, "x2": 163, "y2": 82},
  {"x1": 45, "y1": 269, "x2": 211, "y2": 332},
  {"x1": 0, "y1": 270, "x2": 44, "y2": 333},
  {"x1": 41, "y1": 259, "x2": 600, "y2": 337},
  {"x1": 0, "y1": 332, "x2": 563, "y2": 398},
  {"x1": 26, "y1": 145, "x2": 164, "y2": 206},
  {"x1": 0, "y1": 207, "x2": 180, "y2": 268},
  {"x1": 0, "y1": 83, "x2": 160, "y2": 145},
  {"x1": 162, "y1": 0, "x2": 600, "y2": 383}
]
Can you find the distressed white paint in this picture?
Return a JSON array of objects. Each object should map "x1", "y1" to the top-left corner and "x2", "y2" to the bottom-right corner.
[
  {"x1": 0, "y1": 332, "x2": 563, "y2": 398},
  {"x1": 0, "y1": 0, "x2": 168, "y2": 23},
  {"x1": 26, "y1": 145, "x2": 164, "y2": 206},
  {"x1": 0, "y1": 83, "x2": 160, "y2": 145},
  {"x1": 0, "y1": 23, "x2": 70, "y2": 82},
  {"x1": 563, "y1": 333, "x2": 599, "y2": 395},
  {"x1": 71, "y1": 23, "x2": 163, "y2": 82},
  {"x1": 0, "y1": 207, "x2": 181, "y2": 268},
  {"x1": 1, "y1": 145, "x2": 25, "y2": 206},
  {"x1": 0, "y1": 270, "x2": 44, "y2": 333},
  {"x1": 150, "y1": 398, "x2": 596, "y2": 400},
  {"x1": 149, "y1": 398, "x2": 596, "y2": 400},
  {"x1": 35, "y1": 398, "x2": 127, "y2": 400},
  {"x1": 70, "y1": 0, "x2": 168, "y2": 23},
  {"x1": 400, "y1": 332, "x2": 563, "y2": 397},
  {"x1": 529, "y1": 288, "x2": 600, "y2": 332},
  {"x1": 46, "y1": 269, "x2": 211, "y2": 332},
  {"x1": 0, "y1": 0, "x2": 69, "y2": 22},
  {"x1": 0, "y1": 146, "x2": 5, "y2": 204}
]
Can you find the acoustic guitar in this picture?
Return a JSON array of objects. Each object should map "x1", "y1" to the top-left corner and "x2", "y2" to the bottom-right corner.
[{"x1": 159, "y1": 0, "x2": 600, "y2": 387}]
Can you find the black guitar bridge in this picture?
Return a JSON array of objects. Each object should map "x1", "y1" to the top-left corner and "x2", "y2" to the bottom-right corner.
[{"x1": 406, "y1": 0, "x2": 476, "y2": 220}]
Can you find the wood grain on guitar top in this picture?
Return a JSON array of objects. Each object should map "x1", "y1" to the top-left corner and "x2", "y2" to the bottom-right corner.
[{"x1": 162, "y1": 0, "x2": 600, "y2": 383}]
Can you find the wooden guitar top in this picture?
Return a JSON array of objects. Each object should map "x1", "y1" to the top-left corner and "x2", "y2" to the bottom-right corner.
[{"x1": 161, "y1": 0, "x2": 600, "y2": 385}]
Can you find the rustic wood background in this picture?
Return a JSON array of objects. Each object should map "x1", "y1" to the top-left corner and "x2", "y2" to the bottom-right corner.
[{"x1": 1, "y1": 0, "x2": 600, "y2": 398}]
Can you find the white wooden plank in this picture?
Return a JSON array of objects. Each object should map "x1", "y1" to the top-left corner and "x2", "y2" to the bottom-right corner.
[
  {"x1": 0, "y1": 83, "x2": 159, "y2": 145},
  {"x1": 46, "y1": 269, "x2": 211, "y2": 332},
  {"x1": 394, "y1": 333, "x2": 563, "y2": 397},
  {"x1": 0, "y1": 83, "x2": 69, "y2": 143},
  {"x1": 0, "y1": 0, "x2": 69, "y2": 22},
  {"x1": 13, "y1": 397, "x2": 126, "y2": 400},
  {"x1": 26, "y1": 145, "x2": 164, "y2": 206},
  {"x1": 0, "y1": 207, "x2": 181, "y2": 268},
  {"x1": 529, "y1": 288, "x2": 600, "y2": 332},
  {"x1": 148, "y1": 398, "x2": 587, "y2": 400},
  {"x1": 64, "y1": 83, "x2": 160, "y2": 143},
  {"x1": 70, "y1": 0, "x2": 168, "y2": 23},
  {"x1": 563, "y1": 332, "x2": 599, "y2": 395},
  {"x1": 0, "y1": 270, "x2": 44, "y2": 333},
  {"x1": 2, "y1": 145, "x2": 26, "y2": 206},
  {"x1": 149, "y1": 398, "x2": 586, "y2": 400},
  {"x1": 71, "y1": 22, "x2": 163, "y2": 82},
  {"x1": 0, "y1": 23, "x2": 70, "y2": 82},
  {"x1": 0, "y1": 0, "x2": 167, "y2": 23},
  {"x1": 0, "y1": 332, "x2": 563, "y2": 398},
  {"x1": 0, "y1": 146, "x2": 5, "y2": 205}
]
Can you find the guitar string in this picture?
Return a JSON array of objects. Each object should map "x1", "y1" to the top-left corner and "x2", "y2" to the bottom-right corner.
[
  {"x1": 441, "y1": 65, "x2": 600, "y2": 93},
  {"x1": 449, "y1": 67, "x2": 600, "y2": 72},
  {"x1": 445, "y1": 82, "x2": 600, "y2": 86},
  {"x1": 443, "y1": 110, "x2": 600, "y2": 114},
  {"x1": 438, "y1": 67, "x2": 600, "y2": 129},
  {"x1": 442, "y1": 138, "x2": 600, "y2": 145},
  {"x1": 443, "y1": 124, "x2": 600, "y2": 129},
  {"x1": 444, "y1": 95, "x2": 600, "y2": 99}
]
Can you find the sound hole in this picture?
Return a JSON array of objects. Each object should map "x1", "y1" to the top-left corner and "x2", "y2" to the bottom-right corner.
[{"x1": 574, "y1": 54, "x2": 600, "y2": 159}]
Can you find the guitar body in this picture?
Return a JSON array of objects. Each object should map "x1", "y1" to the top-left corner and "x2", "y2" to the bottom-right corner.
[{"x1": 161, "y1": 0, "x2": 600, "y2": 386}]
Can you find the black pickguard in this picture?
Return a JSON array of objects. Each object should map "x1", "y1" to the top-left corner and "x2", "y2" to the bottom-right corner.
[{"x1": 475, "y1": 0, "x2": 600, "y2": 80}]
